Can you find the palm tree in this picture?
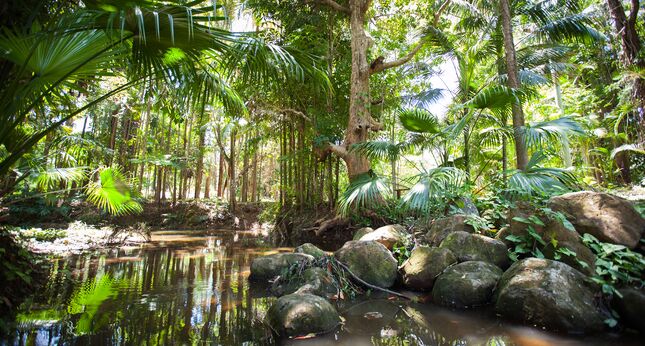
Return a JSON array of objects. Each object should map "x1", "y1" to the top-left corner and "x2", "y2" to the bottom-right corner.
[{"x1": 0, "y1": 0, "x2": 329, "y2": 213}]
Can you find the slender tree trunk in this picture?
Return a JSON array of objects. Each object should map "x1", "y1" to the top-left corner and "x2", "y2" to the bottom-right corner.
[
  {"x1": 229, "y1": 128, "x2": 237, "y2": 212},
  {"x1": 500, "y1": 0, "x2": 528, "y2": 170}
]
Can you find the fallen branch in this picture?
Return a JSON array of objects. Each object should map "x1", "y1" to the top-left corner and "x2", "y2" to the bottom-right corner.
[{"x1": 334, "y1": 258, "x2": 411, "y2": 300}]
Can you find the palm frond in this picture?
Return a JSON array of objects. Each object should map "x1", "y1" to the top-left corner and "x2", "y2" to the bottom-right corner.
[
  {"x1": 400, "y1": 167, "x2": 466, "y2": 212},
  {"x1": 610, "y1": 144, "x2": 645, "y2": 159},
  {"x1": 521, "y1": 116, "x2": 584, "y2": 149},
  {"x1": 399, "y1": 108, "x2": 440, "y2": 133},
  {"x1": 508, "y1": 151, "x2": 579, "y2": 196},
  {"x1": 86, "y1": 167, "x2": 142, "y2": 216},
  {"x1": 338, "y1": 172, "x2": 390, "y2": 216},
  {"x1": 35, "y1": 167, "x2": 88, "y2": 190}
]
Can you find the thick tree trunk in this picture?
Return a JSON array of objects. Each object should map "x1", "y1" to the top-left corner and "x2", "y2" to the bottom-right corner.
[
  {"x1": 343, "y1": 0, "x2": 373, "y2": 179},
  {"x1": 500, "y1": 0, "x2": 528, "y2": 170}
]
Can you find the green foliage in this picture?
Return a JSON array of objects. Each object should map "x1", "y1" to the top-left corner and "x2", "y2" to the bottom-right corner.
[
  {"x1": 582, "y1": 234, "x2": 645, "y2": 298},
  {"x1": 338, "y1": 171, "x2": 390, "y2": 216},
  {"x1": 392, "y1": 242, "x2": 412, "y2": 266},
  {"x1": 507, "y1": 151, "x2": 579, "y2": 197},
  {"x1": 19, "y1": 228, "x2": 67, "y2": 242},
  {"x1": 86, "y1": 167, "x2": 142, "y2": 216},
  {"x1": 400, "y1": 167, "x2": 468, "y2": 215},
  {"x1": 505, "y1": 207, "x2": 579, "y2": 264}
]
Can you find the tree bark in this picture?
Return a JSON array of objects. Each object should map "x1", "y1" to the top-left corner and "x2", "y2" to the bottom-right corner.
[{"x1": 500, "y1": 0, "x2": 528, "y2": 170}]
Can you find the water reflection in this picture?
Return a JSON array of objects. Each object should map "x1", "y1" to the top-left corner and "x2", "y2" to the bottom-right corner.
[{"x1": 2, "y1": 231, "x2": 640, "y2": 345}]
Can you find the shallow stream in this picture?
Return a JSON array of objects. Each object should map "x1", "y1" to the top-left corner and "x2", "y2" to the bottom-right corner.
[{"x1": 2, "y1": 230, "x2": 640, "y2": 345}]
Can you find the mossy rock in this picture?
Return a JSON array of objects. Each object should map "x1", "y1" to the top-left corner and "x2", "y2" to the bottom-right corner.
[
  {"x1": 353, "y1": 227, "x2": 374, "y2": 240},
  {"x1": 440, "y1": 231, "x2": 509, "y2": 269},
  {"x1": 495, "y1": 258, "x2": 605, "y2": 333},
  {"x1": 425, "y1": 215, "x2": 474, "y2": 246},
  {"x1": 295, "y1": 243, "x2": 326, "y2": 259},
  {"x1": 432, "y1": 261, "x2": 502, "y2": 308},
  {"x1": 358, "y1": 224, "x2": 408, "y2": 250},
  {"x1": 249, "y1": 253, "x2": 314, "y2": 281},
  {"x1": 266, "y1": 293, "x2": 341, "y2": 337},
  {"x1": 271, "y1": 267, "x2": 339, "y2": 299},
  {"x1": 334, "y1": 240, "x2": 398, "y2": 288},
  {"x1": 400, "y1": 246, "x2": 457, "y2": 291}
]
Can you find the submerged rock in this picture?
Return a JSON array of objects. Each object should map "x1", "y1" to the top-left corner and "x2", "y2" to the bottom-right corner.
[
  {"x1": 334, "y1": 240, "x2": 398, "y2": 288},
  {"x1": 439, "y1": 231, "x2": 509, "y2": 269},
  {"x1": 353, "y1": 227, "x2": 374, "y2": 240},
  {"x1": 249, "y1": 253, "x2": 314, "y2": 281},
  {"x1": 495, "y1": 258, "x2": 605, "y2": 333},
  {"x1": 295, "y1": 243, "x2": 326, "y2": 259},
  {"x1": 432, "y1": 261, "x2": 502, "y2": 308},
  {"x1": 614, "y1": 288, "x2": 645, "y2": 333},
  {"x1": 358, "y1": 224, "x2": 408, "y2": 249},
  {"x1": 266, "y1": 293, "x2": 341, "y2": 337},
  {"x1": 400, "y1": 246, "x2": 457, "y2": 291},
  {"x1": 425, "y1": 215, "x2": 474, "y2": 246},
  {"x1": 295, "y1": 268, "x2": 339, "y2": 299},
  {"x1": 548, "y1": 191, "x2": 645, "y2": 248}
]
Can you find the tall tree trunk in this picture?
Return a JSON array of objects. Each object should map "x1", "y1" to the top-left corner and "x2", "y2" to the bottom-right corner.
[
  {"x1": 229, "y1": 128, "x2": 237, "y2": 212},
  {"x1": 344, "y1": 1, "x2": 374, "y2": 179},
  {"x1": 500, "y1": 0, "x2": 528, "y2": 170},
  {"x1": 194, "y1": 124, "x2": 206, "y2": 199}
]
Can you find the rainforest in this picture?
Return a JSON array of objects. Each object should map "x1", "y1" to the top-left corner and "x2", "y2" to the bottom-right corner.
[{"x1": 0, "y1": 0, "x2": 644, "y2": 345}]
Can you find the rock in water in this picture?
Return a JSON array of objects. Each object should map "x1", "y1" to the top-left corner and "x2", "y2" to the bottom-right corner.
[
  {"x1": 439, "y1": 231, "x2": 509, "y2": 269},
  {"x1": 272, "y1": 267, "x2": 339, "y2": 299},
  {"x1": 495, "y1": 258, "x2": 605, "y2": 333},
  {"x1": 614, "y1": 288, "x2": 645, "y2": 333},
  {"x1": 249, "y1": 253, "x2": 314, "y2": 281},
  {"x1": 334, "y1": 240, "x2": 398, "y2": 288},
  {"x1": 548, "y1": 191, "x2": 645, "y2": 248},
  {"x1": 353, "y1": 227, "x2": 374, "y2": 240},
  {"x1": 266, "y1": 293, "x2": 341, "y2": 337},
  {"x1": 400, "y1": 246, "x2": 457, "y2": 291},
  {"x1": 432, "y1": 261, "x2": 502, "y2": 308},
  {"x1": 295, "y1": 243, "x2": 326, "y2": 259},
  {"x1": 425, "y1": 215, "x2": 474, "y2": 246},
  {"x1": 358, "y1": 224, "x2": 408, "y2": 249}
]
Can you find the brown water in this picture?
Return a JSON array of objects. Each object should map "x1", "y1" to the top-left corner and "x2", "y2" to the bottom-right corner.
[{"x1": 2, "y1": 230, "x2": 639, "y2": 345}]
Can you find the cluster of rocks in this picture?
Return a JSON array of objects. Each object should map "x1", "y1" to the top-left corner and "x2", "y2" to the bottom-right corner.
[{"x1": 250, "y1": 191, "x2": 644, "y2": 339}]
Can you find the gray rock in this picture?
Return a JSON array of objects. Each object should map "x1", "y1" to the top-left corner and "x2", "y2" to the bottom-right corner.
[
  {"x1": 425, "y1": 215, "x2": 474, "y2": 246},
  {"x1": 432, "y1": 261, "x2": 502, "y2": 308},
  {"x1": 549, "y1": 191, "x2": 645, "y2": 248},
  {"x1": 249, "y1": 253, "x2": 314, "y2": 281},
  {"x1": 440, "y1": 231, "x2": 509, "y2": 269},
  {"x1": 615, "y1": 288, "x2": 645, "y2": 333},
  {"x1": 266, "y1": 293, "x2": 341, "y2": 337},
  {"x1": 358, "y1": 224, "x2": 408, "y2": 250},
  {"x1": 400, "y1": 246, "x2": 457, "y2": 291},
  {"x1": 334, "y1": 240, "x2": 398, "y2": 288},
  {"x1": 353, "y1": 227, "x2": 374, "y2": 240},
  {"x1": 295, "y1": 243, "x2": 326, "y2": 259},
  {"x1": 495, "y1": 258, "x2": 605, "y2": 333}
]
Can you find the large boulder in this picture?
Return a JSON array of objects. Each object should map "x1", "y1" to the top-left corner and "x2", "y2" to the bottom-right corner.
[
  {"x1": 495, "y1": 258, "x2": 605, "y2": 333},
  {"x1": 249, "y1": 253, "x2": 314, "y2": 281},
  {"x1": 439, "y1": 231, "x2": 509, "y2": 269},
  {"x1": 353, "y1": 227, "x2": 374, "y2": 240},
  {"x1": 400, "y1": 246, "x2": 457, "y2": 291},
  {"x1": 548, "y1": 191, "x2": 645, "y2": 248},
  {"x1": 334, "y1": 240, "x2": 398, "y2": 288},
  {"x1": 498, "y1": 203, "x2": 595, "y2": 274},
  {"x1": 432, "y1": 261, "x2": 502, "y2": 308},
  {"x1": 266, "y1": 293, "x2": 341, "y2": 337},
  {"x1": 295, "y1": 243, "x2": 326, "y2": 259},
  {"x1": 270, "y1": 267, "x2": 338, "y2": 299},
  {"x1": 425, "y1": 215, "x2": 474, "y2": 246},
  {"x1": 614, "y1": 288, "x2": 645, "y2": 333},
  {"x1": 358, "y1": 224, "x2": 408, "y2": 250}
]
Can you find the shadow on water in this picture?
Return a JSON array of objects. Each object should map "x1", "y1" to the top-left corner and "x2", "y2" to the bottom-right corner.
[{"x1": 1, "y1": 231, "x2": 640, "y2": 345}]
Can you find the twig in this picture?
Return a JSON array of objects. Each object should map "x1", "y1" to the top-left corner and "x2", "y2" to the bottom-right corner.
[{"x1": 333, "y1": 258, "x2": 411, "y2": 300}]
